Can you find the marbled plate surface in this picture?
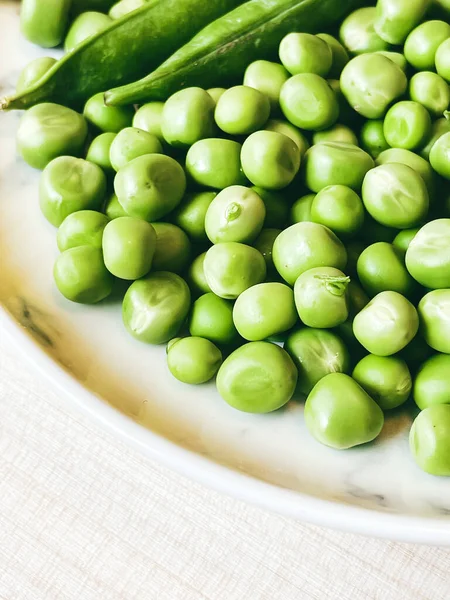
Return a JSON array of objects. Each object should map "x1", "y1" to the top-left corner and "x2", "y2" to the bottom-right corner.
[{"x1": 1, "y1": 0, "x2": 450, "y2": 544}]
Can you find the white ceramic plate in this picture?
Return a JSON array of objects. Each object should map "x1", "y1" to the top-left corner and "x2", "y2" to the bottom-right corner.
[{"x1": 2, "y1": 0, "x2": 450, "y2": 545}]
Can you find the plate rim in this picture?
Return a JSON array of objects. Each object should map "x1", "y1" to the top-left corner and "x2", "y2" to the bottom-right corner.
[{"x1": 1, "y1": 305, "x2": 449, "y2": 546}]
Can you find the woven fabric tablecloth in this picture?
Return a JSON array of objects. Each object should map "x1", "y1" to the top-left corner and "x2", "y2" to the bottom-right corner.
[{"x1": 1, "y1": 331, "x2": 450, "y2": 600}]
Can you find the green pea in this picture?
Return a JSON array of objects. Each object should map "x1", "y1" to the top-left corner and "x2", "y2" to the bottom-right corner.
[
  {"x1": 316, "y1": 33, "x2": 350, "y2": 78},
  {"x1": 166, "y1": 336, "x2": 222, "y2": 385},
  {"x1": 376, "y1": 148, "x2": 436, "y2": 199},
  {"x1": 84, "y1": 92, "x2": 134, "y2": 133},
  {"x1": 374, "y1": 51, "x2": 408, "y2": 72},
  {"x1": 404, "y1": 20, "x2": 450, "y2": 70},
  {"x1": 359, "y1": 120, "x2": 389, "y2": 159},
  {"x1": 109, "y1": 0, "x2": 146, "y2": 19},
  {"x1": 313, "y1": 124, "x2": 358, "y2": 146},
  {"x1": 16, "y1": 57, "x2": 57, "y2": 94},
  {"x1": 186, "y1": 252, "x2": 211, "y2": 297},
  {"x1": 352, "y1": 355, "x2": 412, "y2": 410},
  {"x1": 294, "y1": 266, "x2": 349, "y2": 328},
  {"x1": 418, "y1": 289, "x2": 450, "y2": 354},
  {"x1": 362, "y1": 163, "x2": 429, "y2": 229},
  {"x1": 290, "y1": 193, "x2": 314, "y2": 224},
  {"x1": 436, "y1": 38, "x2": 450, "y2": 82},
  {"x1": 122, "y1": 272, "x2": 191, "y2": 344},
  {"x1": 161, "y1": 87, "x2": 216, "y2": 148},
  {"x1": 203, "y1": 242, "x2": 266, "y2": 300},
  {"x1": 410, "y1": 405, "x2": 450, "y2": 476},
  {"x1": 406, "y1": 219, "x2": 450, "y2": 288},
  {"x1": 304, "y1": 142, "x2": 374, "y2": 193},
  {"x1": 279, "y1": 33, "x2": 332, "y2": 77},
  {"x1": 21, "y1": 0, "x2": 71, "y2": 48},
  {"x1": 132, "y1": 102, "x2": 165, "y2": 141},
  {"x1": 17, "y1": 103, "x2": 88, "y2": 170},
  {"x1": 57, "y1": 210, "x2": 109, "y2": 252},
  {"x1": 383, "y1": 101, "x2": 431, "y2": 150},
  {"x1": 353, "y1": 291, "x2": 419, "y2": 356},
  {"x1": 264, "y1": 119, "x2": 310, "y2": 157},
  {"x1": 243, "y1": 60, "x2": 289, "y2": 110},
  {"x1": 205, "y1": 186, "x2": 265, "y2": 244},
  {"x1": 104, "y1": 192, "x2": 128, "y2": 219},
  {"x1": 413, "y1": 354, "x2": 450, "y2": 410},
  {"x1": 253, "y1": 228, "x2": 281, "y2": 272},
  {"x1": 171, "y1": 191, "x2": 216, "y2": 242},
  {"x1": 64, "y1": 11, "x2": 112, "y2": 52},
  {"x1": 273, "y1": 222, "x2": 347, "y2": 286},
  {"x1": 339, "y1": 7, "x2": 389, "y2": 55},
  {"x1": 109, "y1": 127, "x2": 163, "y2": 171},
  {"x1": 419, "y1": 117, "x2": 450, "y2": 160},
  {"x1": 185, "y1": 139, "x2": 246, "y2": 190},
  {"x1": 54, "y1": 246, "x2": 113, "y2": 304},
  {"x1": 285, "y1": 328, "x2": 350, "y2": 396},
  {"x1": 102, "y1": 216, "x2": 156, "y2": 280},
  {"x1": 189, "y1": 292, "x2": 238, "y2": 345},
  {"x1": 375, "y1": 0, "x2": 430, "y2": 45},
  {"x1": 409, "y1": 72, "x2": 450, "y2": 118},
  {"x1": 310, "y1": 184, "x2": 364, "y2": 238},
  {"x1": 392, "y1": 228, "x2": 420, "y2": 255},
  {"x1": 39, "y1": 157, "x2": 106, "y2": 227},
  {"x1": 340, "y1": 54, "x2": 408, "y2": 119},
  {"x1": 304, "y1": 373, "x2": 384, "y2": 449},
  {"x1": 233, "y1": 282, "x2": 297, "y2": 341},
  {"x1": 430, "y1": 132, "x2": 450, "y2": 179},
  {"x1": 206, "y1": 88, "x2": 227, "y2": 104},
  {"x1": 151, "y1": 222, "x2": 191, "y2": 274},
  {"x1": 216, "y1": 342, "x2": 298, "y2": 413},
  {"x1": 357, "y1": 242, "x2": 419, "y2": 299},
  {"x1": 252, "y1": 187, "x2": 288, "y2": 229},
  {"x1": 86, "y1": 132, "x2": 116, "y2": 171},
  {"x1": 114, "y1": 154, "x2": 186, "y2": 221},
  {"x1": 215, "y1": 86, "x2": 270, "y2": 136},
  {"x1": 241, "y1": 131, "x2": 301, "y2": 190},
  {"x1": 280, "y1": 74, "x2": 339, "y2": 131}
]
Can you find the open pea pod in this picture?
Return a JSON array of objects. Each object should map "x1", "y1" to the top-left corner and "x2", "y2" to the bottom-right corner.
[
  {"x1": 105, "y1": 0, "x2": 366, "y2": 105},
  {"x1": 1, "y1": 0, "x2": 244, "y2": 110}
]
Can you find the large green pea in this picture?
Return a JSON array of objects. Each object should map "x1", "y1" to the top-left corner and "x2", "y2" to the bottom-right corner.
[
  {"x1": 185, "y1": 139, "x2": 246, "y2": 190},
  {"x1": 285, "y1": 328, "x2": 350, "y2": 396},
  {"x1": 410, "y1": 405, "x2": 450, "y2": 476},
  {"x1": 54, "y1": 246, "x2": 114, "y2": 304},
  {"x1": 362, "y1": 164, "x2": 429, "y2": 229},
  {"x1": 122, "y1": 272, "x2": 191, "y2": 344},
  {"x1": 404, "y1": 20, "x2": 450, "y2": 70},
  {"x1": 132, "y1": 102, "x2": 165, "y2": 141},
  {"x1": 409, "y1": 72, "x2": 450, "y2": 118},
  {"x1": 418, "y1": 289, "x2": 450, "y2": 354},
  {"x1": 21, "y1": 0, "x2": 71, "y2": 47},
  {"x1": 188, "y1": 292, "x2": 238, "y2": 345},
  {"x1": 272, "y1": 222, "x2": 347, "y2": 286},
  {"x1": 436, "y1": 38, "x2": 450, "y2": 82},
  {"x1": 352, "y1": 354, "x2": 412, "y2": 410},
  {"x1": 64, "y1": 11, "x2": 112, "y2": 52},
  {"x1": 294, "y1": 266, "x2": 350, "y2": 328},
  {"x1": 356, "y1": 242, "x2": 419, "y2": 299},
  {"x1": 232, "y1": 282, "x2": 297, "y2": 341},
  {"x1": 310, "y1": 184, "x2": 364, "y2": 238},
  {"x1": 57, "y1": 210, "x2": 109, "y2": 252},
  {"x1": 216, "y1": 342, "x2": 298, "y2": 413},
  {"x1": 303, "y1": 142, "x2": 374, "y2": 193},
  {"x1": 383, "y1": 101, "x2": 431, "y2": 151},
  {"x1": 353, "y1": 291, "x2": 419, "y2": 356},
  {"x1": 279, "y1": 33, "x2": 332, "y2": 77},
  {"x1": 166, "y1": 337, "x2": 222, "y2": 385},
  {"x1": 374, "y1": 0, "x2": 430, "y2": 45},
  {"x1": 151, "y1": 222, "x2": 191, "y2": 274},
  {"x1": 17, "y1": 103, "x2": 88, "y2": 170},
  {"x1": 405, "y1": 219, "x2": 450, "y2": 288},
  {"x1": 304, "y1": 373, "x2": 384, "y2": 449},
  {"x1": 84, "y1": 92, "x2": 133, "y2": 133},
  {"x1": 171, "y1": 191, "x2": 216, "y2": 242},
  {"x1": 243, "y1": 60, "x2": 289, "y2": 110},
  {"x1": 376, "y1": 148, "x2": 436, "y2": 199},
  {"x1": 413, "y1": 354, "x2": 450, "y2": 410},
  {"x1": 203, "y1": 243, "x2": 266, "y2": 300},
  {"x1": 215, "y1": 86, "x2": 270, "y2": 136},
  {"x1": 340, "y1": 54, "x2": 408, "y2": 119},
  {"x1": 39, "y1": 157, "x2": 107, "y2": 227},
  {"x1": 102, "y1": 217, "x2": 156, "y2": 280},
  {"x1": 339, "y1": 7, "x2": 389, "y2": 55}
]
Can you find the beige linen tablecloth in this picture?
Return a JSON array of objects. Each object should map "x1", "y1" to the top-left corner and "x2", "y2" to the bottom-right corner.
[{"x1": 1, "y1": 331, "x2": 450, "y2": 600}]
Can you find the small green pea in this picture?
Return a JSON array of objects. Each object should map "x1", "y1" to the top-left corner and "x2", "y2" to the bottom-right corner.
[
  {"x1": 132, "y1": 102, "x2": 165, "y2": 140},
  {"x1": 167, "y1": 337, "x2": 222, "y2": 385},
  {"x1": 279, "y1": 33, "x2": 332, "y2": 77},
  {"x1": 215, "y1": 86, "x2": 270, "y2": 136},
  {"x1": 86, "y1": 132, "x2": 117, "y2": 172},
  {"x1": 171, "y1": 191, "x2": 216, "y2": 242},
  {"x1": 84, "y1": 92, "x2": 134, "y2": 133},
  {"x1": 243, "y1": 60, "x2": 289, "y2": 110},
  {"x1": 16, "y1": 57, "x2": 57, "y2": 94},
  {"x1": 109, "y1": 127, "x2": 163, "y2": 171},
  {"x1": 359, "y1": 120, "x2": 389, "y2": 159},
  {"x1": 189, "y1": 292, "x2": 238, "y2": 345},
  {"x1": 57, "y1": 210, "x2": 109, "y2": 252}
]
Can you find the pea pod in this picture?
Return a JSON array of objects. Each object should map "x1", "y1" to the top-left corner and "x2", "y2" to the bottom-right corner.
[
  {"x1": 105, "y1": 0, "x2": 366, "y2": 105},
  {"x1": 1, "y1": 0, "x2": 244, "y2": 111}
]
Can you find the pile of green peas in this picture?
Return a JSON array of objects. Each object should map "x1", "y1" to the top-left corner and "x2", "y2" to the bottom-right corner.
[{"x1": 15, "y1": 0, "x2": 450, "y2": 477}]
